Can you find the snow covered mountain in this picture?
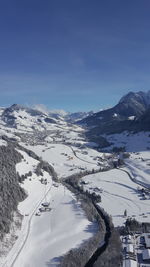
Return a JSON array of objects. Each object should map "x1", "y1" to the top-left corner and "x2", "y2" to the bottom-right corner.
[
  {"x1": 32, "y1": 105, "x2": 93, "y2": 122},
  {"x1": 1, "y1": 104, "x2": 65, "y2": 132},
  {"x1": 65, "y1": 111, "x2": 94, "y2": 122},
  {"x1": 0, "y1": 91, "x2": 150, "y2": 145},
  {"x1": 79, "y1": 90, "x2": 150, "y2": 134},
  {"x1": 119, "y1": 90, "x2": 150, "y2": 108},
  {"x1": 47, "y1": 110, "x2": 94, "y2": 122},
  {"x1": 0, "y1": 104, "x2": 93, "y2": 135}
]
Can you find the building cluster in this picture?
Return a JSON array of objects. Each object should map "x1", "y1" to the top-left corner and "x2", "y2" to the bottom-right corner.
[{"x1": 122, "y1": 233, "x2": 150, "y2": 267}]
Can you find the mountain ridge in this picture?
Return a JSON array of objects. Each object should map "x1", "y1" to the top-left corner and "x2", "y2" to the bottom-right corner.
[{"x1": 78, "y1": 90, "x2": 150, "y2": 133}]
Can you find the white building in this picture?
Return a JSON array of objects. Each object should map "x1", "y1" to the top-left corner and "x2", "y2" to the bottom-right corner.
[
  {"x1": 124, "y1": 259, "x2": 137, "y2": 267},
  {"x1": 126, "y1": 244, "x2": 134, "y2": 254},
  {"x1": 143, "y1": 234, "x2": 150, "y2": 248}
]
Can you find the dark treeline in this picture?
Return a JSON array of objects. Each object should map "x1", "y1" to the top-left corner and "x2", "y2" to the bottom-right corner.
[
  {"x1": 122, "y1": 218, "x2": 150, "y2": 234},
  {"x1": 0, "y1": 137, "x2": 58, "y2": 241},
  {"x1": 16, "y1": 142, "x2": 58, "y2": 182},
  {"x1": 61, "y1": 181, "x2": 105, "y2": 267},
  {"x1": 35, "y1": 161, "x2": 58, "y2": 182},
  {"x1": 0, "y1": 144, "x2": 27, "y2": 239},
  {"x1": 2, "y1": 135, "x2": 58, "y2": 182}
]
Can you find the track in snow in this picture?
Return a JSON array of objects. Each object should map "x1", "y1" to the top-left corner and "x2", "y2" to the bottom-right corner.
[{"x1": 2, "y1": 183, "x2": 53, "y2": 267}]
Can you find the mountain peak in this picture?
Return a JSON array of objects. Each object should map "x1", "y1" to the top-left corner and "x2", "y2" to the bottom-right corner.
[
  {"x1": 119, "y1": 90, "x2": 150, "y2": 107},
  {"x1": 78, "y1": 90, "x2": 150, "y2": 134},
  {"x1": 10, "y1": 104, "x2": 25, "y2": 110}
]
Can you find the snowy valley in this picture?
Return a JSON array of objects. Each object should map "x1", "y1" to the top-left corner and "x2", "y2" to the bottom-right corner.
[{"x1": 0, "y1": 92, "x2": 150, "y2": 267}]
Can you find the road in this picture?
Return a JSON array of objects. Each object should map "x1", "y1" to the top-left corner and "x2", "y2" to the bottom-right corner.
[
  {"x1": 48, "y1": 141, "x2": 98, "y2": 166},
  {"x1": 68, "y1": 145, "x2": 98, "y2": 165},
  {"x1": 2, "y1": 182, "x2": 53, "y2": 267},
  {"x1": 117, "y1": 167, "x2": 150, "y2": 190}
]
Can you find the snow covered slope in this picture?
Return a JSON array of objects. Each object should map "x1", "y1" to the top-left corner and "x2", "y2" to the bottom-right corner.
[
  {"x1": 81, "y1": 169, "x2": 150, "y2": 227},
  {"x1": 124, "y1": 151, "x2": 150, "y2": 188},
  {"x1": 1, "y1": 104, "x2": 66, "y2": 132},
  {"x1": 103, "y1": 131, "x2": 150, "y2": 152},
  {"x1": 1, "y1": 149, "x2": 96, "y2": 267}
]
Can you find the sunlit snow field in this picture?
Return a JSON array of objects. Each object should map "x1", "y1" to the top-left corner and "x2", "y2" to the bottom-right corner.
[
  {"x1": 81, "y1": 167, "x2": 150, "y2": 227},
  {"x1": 1, "y1": 150, "x2": 96, "y2": 267}
]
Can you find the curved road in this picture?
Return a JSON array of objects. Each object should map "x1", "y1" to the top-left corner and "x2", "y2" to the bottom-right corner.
[
  {"x1": 48, "y1": 141, "x2": 98, "y2": 166},
  {"x1": 69, "y1": 145, "x2": 98, "y2": 166},
  {"x1": 117, "y1": 167, "x2": 150, "y2": 190}
]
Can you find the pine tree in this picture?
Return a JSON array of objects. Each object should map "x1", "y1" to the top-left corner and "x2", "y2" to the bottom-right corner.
[{"x1": 124, "y1": 209, "x2": 127, "y2": 217}]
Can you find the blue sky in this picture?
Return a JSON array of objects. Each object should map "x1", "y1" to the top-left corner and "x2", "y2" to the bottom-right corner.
[{"x1": 0, "y1": 0, "x2": 150, "y2": 111}]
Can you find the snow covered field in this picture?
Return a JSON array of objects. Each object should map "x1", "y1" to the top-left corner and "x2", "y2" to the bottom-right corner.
[
  {"x1": 4, "y1": 183, "x2": 95, "y2": 267},
  {"x1": 1, "y1": 150, "x2": 96, "y2": 267},
  {"x1": 21, "y1": 143, "x2": 105, "y2": 178},
  {"x1": 104, "y1": 131, "x2": 150, "y2": 152},
  {"x1": 124, "y1": 151, "x2": 150, "y2": 188},
  {"x1": 16, "y1": 149, "x2": 39, "y2": 176},
  {"x1": 81, "y1": 169, "x2": 150, "y2": 227}
]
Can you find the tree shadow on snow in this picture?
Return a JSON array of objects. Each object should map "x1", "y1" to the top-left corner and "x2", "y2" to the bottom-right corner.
[
  {"x1": 61, "y1": 199, "x2": 76, "y2": 205},
  {"x1": 46, "y1": 256, "x2": 63, "y2": 266},
  {"x1": 45, "y1": 223, "x2": 98, "y2": 266},
  {"x1": 83, "y1": 221, "x2": 98, "y2": 233},
  {"x1": 101, "y1": 179, "x2": 138, "y2": 194}
]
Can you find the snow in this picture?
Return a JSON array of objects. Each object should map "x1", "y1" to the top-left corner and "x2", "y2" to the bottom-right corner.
[
  {"x1": 104, "y1": 131, "x2": 150, "y2": 152},
  {"x1": 128, "y1": 116, "x2": 135, "y2": 120},
  {"x1": 49, "y1": 109, "x2": 68, "y2": 117},
  {"x1": 16, "y1": 150, "x2": 39, "y2": 176},
  {"x1": 12, "y1": 187, "x2": 95, "y2": 267},
  {"x1": 0, "y1": 139, "x2": 7, "y2": 146},
  {"x1": 44, "y1": 136, "x2": 53, "y2": 142},
  {"x1": 1, "y1": 150, "x2": 96, "y2": 267},
  {"x1": 123, "y1": 259, "x2": 137, "y2": 267},
  {"x1": 0, "y1": 124, "x2": 21, "y2": 140},
  {"x1": 0, "y1": 104, "x2": 150, "y2": 265},
  {"x1": 21, "y1": 143, "x2": 103, "y2": 178},
  {"x1": 81, "y1": 168, "x2": 150, "y2": 227},
  {"x1": 124, "y1": 151, "x2": 150, "y2": 187},
  {"x1": 1, "y1": 107, "x2": 68, "y2": 133}
]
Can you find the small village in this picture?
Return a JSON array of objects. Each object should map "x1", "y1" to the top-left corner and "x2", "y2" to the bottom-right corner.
[{"x1": 122, "y1": 233, "x2": 150, "y2": 267}]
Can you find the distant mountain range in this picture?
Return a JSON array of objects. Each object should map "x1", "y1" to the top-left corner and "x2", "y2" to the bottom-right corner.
[
  {"x1": 0, "y1": 90, "x2": 150, "y2": 140},
  {"x1": 42, "y1": 109, "x2": 94, "y2": 122},
  {"x1": 0, "y1": 104, "x2": 94, "y2": 131},
  {"x1": 65, "y1": 111, "x2": 94, "y2": 122}
]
